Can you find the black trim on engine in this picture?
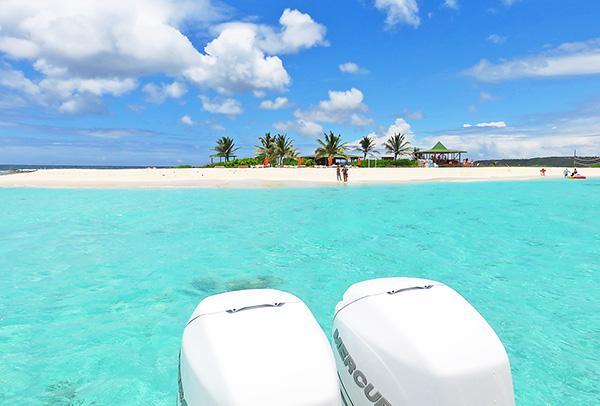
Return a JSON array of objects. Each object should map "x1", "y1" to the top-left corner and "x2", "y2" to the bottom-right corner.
[
  {"x1": 177, "y1": 350, "x2": 188, "y2": 406},
  {"x1": 387, "y1": 285, "x2": 433, "y2": 295},
  {"x1": 226, "y1": 302, "x2": 285, "y2": 313},
  {"x1": 338, "y1": 371, "x2": 355, "y2": 406},
  {"x1": 186, "y1": 302, "x2": 286, "y2": 327}
]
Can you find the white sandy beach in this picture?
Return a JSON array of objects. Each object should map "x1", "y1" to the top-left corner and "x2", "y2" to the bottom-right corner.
[{"x1": 1, "y1": 166, "x2": 598, "y2": 188}]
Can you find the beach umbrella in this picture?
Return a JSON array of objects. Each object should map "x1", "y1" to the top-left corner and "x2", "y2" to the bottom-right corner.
[
  {"x1": 358, "y1": 157, "x2": 361, "y2": 166},
  {"x1": 328, "y1": 156, "x2": 332, "y2": 166},
  {"x1": 263, "y1": 156, "x2": 269, "y2": 166},
  {"x1": 298, "y1": 157, "x2": 302, "y2": 166}
]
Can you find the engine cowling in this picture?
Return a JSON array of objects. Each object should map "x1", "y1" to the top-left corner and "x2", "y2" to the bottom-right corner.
[
  {"x1": 179, "y1": 288, "x2": 342, "y2": 406},
  {"x1": 332, "y1": 278, "x2": 515, "y2": 406}
]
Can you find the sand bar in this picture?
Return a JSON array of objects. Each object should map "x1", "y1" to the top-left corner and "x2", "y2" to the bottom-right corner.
[{"x1": 0, "y1": 167, "x2": 598, "y2": 188}]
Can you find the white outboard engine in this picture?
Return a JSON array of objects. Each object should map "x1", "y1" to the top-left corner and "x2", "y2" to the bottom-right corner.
[
  {"x1": 179, "y1": 289, "x2": 342, "y2": 406},
  {"x1": 332, "y1": 278, "x2": 515, "y2": 406}
]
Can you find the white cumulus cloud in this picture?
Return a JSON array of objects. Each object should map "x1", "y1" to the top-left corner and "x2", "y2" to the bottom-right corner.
[
  {"x1": 273, "y1": 119, "x2": 324, "y2": 138},
  {"x1": 463, "y1": 121, "x2": 507, "y2": 128},
  {"x1": 273, "y1": 88, "x2": 373, "y2": 138},
  {"x1": 143, "y1": 82, "x2": 188, "y2": 103},
  {"x1": 269, "y1": 8, "x2": 329, "y2": 53},
  {"x1": 259, "y1": 97, "x2": 292, "y2": 110},
  {"x1": 213, "y1": 9, "x2": 327, "y2": 56},
  {"x1": 421, "y1": 121, "x2": 599, "y2": 159},
  {"x1": 0, "y1": 2, "x2": 326, "y2": 112},
  {"x1": 374, "y1": 0, "x2": 420, "y2": 27},
  {"x1": 339, "y1": 62, "x2": 369, "y2": 74},
  {"x1": 200, "y1": 95, "x2": 244, "y2": 115},
  {"x1": 350, "y1": 118, "x2": 414, "y2": 150},
  {"x1": 465, "y1": 38, "x2": 600, "y2": 81},
  {"x1": 294, "y1": 88, "x2": 373, "y2": 126},
  {"x1": 180, "y1": 115, "x2": 195, "y2": 126}
]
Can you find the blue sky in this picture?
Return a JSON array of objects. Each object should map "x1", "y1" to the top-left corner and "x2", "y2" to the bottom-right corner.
[{"x1": 1, "y1": 0, "x2": 599, "y2": 166}]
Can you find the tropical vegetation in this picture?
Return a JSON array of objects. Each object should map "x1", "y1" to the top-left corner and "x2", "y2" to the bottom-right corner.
[
  {"x1": 315, "y1": 131, "x2": 349, "y2": 162},
  {"x1": 383, "y1": 133, "x2": 411, "y2": 160},
  {"x1": 210, "y1": 157, "x2": 260, "y2": 168},
  {"x1": 354, "y1": 136, "x2": 378, "y2": 159},
  {"x1": 351, "y1": 158, "x2": 417, "y2": 167},
  {"x1": 254, "y1": 132, "x2": 276, "y2": 165},
  {"x1": 274, "y1": 134, "x2": 298, "y2": 164},
  {"x1": 211, "y1": 136, "x2": 241, "y2": 161},
  {"x1": 411, "y1": 147, "x2": 421, "y2": 160}
]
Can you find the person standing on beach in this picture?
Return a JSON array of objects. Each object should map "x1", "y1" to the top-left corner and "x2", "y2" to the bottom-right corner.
[
  {"x1": 336, "y1": 165, "x2": 342, "y2": 181},
  {"x1": 564, "y1": 168, "x2": 569, "y2": 177},
  {"x1": 343, "y1": 166, "x2": 348, "y2": 182}
]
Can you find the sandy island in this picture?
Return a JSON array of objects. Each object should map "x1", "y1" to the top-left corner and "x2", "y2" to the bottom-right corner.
[{"x1": 0, "y1": 167, "x2": 598, "y2": 188}]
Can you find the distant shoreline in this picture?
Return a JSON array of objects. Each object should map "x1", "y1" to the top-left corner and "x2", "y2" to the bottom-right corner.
[{"x1": 0, "y1": 167, "x2": 598, "y2": 189}]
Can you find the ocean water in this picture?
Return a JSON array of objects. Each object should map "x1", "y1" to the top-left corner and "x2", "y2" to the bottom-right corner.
[{"x1": 1, "y1": 179, "x2": 599, "y2": 405}]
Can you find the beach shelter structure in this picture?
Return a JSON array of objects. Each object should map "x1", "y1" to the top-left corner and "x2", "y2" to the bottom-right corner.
[
  {"x1": 414, "y1": 142, "x2": 466, "y2": 166},
  {"x1": 366, "y1": 153, "x2": 378, "y2": 168},
  {"x1": 210, "y1": 153, "x2": 237, "y2": 164},
  {"x1": 302, "y1": 154, "x2": 360, "y2": 166}
]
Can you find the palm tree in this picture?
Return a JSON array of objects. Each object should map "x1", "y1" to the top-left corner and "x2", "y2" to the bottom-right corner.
[
  {"x1": 354, "y1": 136, "x2": 378, "y2": 159},
  {"x1": 315, "y1": 131, "x2": 349, "y2": 164},
  {"x1": 255, "y1": 132, "x2": 276, "y2": 164},
  {"x1": 211, "y1": 136, "x2": 240, "y2": 161},
  {"x1": 383, "y1": 133, "x2": 411, "y2": 160},
  {"x1": 411, "y1": 147, "x2": 421, "y2": 160},
  {"x1": 274, "y1": 134, "x2": 298, "y2": 164}
]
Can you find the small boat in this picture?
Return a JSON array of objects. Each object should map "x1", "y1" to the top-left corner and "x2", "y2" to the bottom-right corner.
[
  {"x1": 178, "y1": 278, "x2": 515, "y2": 406},
  {"x1": 567, "y1": 174, "x2": 586, "y2": 179}
]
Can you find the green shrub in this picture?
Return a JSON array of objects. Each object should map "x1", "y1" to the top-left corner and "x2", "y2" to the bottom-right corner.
[
  {"x1": 176, "y1": 165, "x2": 192, "y2": 168},
  {"x1": 592, "y1": 163, "x2": 600, "y2": 168},
  {"x1": 208, "y1": 158, "x2": 260, "y2": 168},
  {"x1": 354, "y1": 159, "x2": 417, "y2": 168},
  {"x1": 282, "y1": 158, "x2": 301, "y2": 166},
  {"x1": 303, "y1": 159, "x2": 315, "y2": 166},
  {"x1": 394, "y1": 159, "x2": 417, "y2": 167},
  {"x1": 225, "y1": 158, "x2": 260, "y2": 168}
]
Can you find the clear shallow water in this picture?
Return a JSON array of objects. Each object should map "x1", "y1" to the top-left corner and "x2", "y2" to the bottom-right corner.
[{"x1": 1, "y1": 180, "x2": 599, "y2": 405}]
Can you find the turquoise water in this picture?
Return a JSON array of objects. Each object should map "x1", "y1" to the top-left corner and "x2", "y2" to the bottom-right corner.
[{"x1": 1, "y1": 180, "x2": 599, "y2": 405}]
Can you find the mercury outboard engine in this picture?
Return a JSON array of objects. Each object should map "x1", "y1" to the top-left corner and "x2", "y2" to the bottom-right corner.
[
  {"x1": 332, "y1": 278, "x2": 515, "y2": 406},
  {"x1": 179, "y1": 289, "x2": 342, "y2": 406}
]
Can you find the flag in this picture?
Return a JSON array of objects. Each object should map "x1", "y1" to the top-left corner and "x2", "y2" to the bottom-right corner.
[{"x1": 263, "y1": 156, "x2": 268, "y2": 166}]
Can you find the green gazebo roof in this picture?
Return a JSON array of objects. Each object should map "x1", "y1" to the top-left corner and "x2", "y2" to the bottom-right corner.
[{"x1": 417, "y1": 142, "x2": 466, "y2": 154}]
